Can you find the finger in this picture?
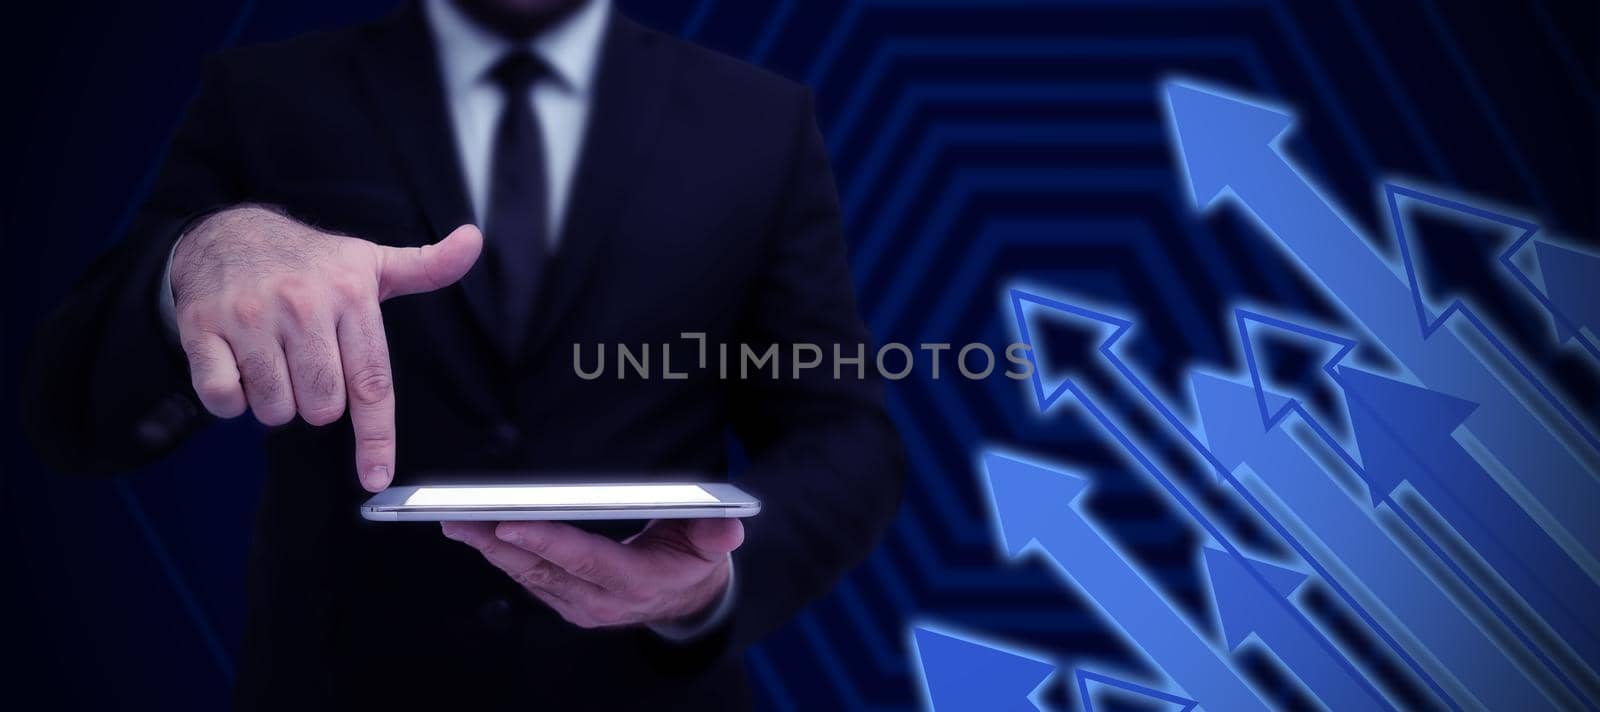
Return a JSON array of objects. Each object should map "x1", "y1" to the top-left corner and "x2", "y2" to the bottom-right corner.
[
  {"x1": 181, "y1": 330, "x2": 246, "y2": 418},
  {"x1": 338, "y1": 304, "x2": 395, "y2": 491},
  {"x1": 685, "y1": 518, "x2": 745, "y2": 557},
  {"x1": 229, "y1": 333, "x2": 296, "y2": 427},
  {"x1": 494, "y1": 521, "x2": 643, "y2": 592},
  {"x1": 443, "y1": 522, "x2": 609, "y2": 605},
  {"x1": 282, "y1": 307, "x2": 345, "y2": 427},
  {"x1": 376, "y1": 224, "x2": 483, "y2": 300}
]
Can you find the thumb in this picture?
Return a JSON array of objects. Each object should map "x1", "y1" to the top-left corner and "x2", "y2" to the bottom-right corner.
[
  {"x1": 686, "y1": 518, "x2": 745, "y2": 557},
  {"x1": 376, "y1": 224, "x2": 483, "y2": 299}
]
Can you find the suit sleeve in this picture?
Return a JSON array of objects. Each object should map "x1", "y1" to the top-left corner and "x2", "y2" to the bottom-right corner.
[
  {"x1": 22, "y1": 57, "x2": 247, "y2": 474},
  {"x1": 713, "y1": 88, "x2": 906, "y2": 652}
]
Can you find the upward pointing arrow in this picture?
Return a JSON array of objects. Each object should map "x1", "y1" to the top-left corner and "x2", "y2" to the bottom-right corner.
[
  {"x1": 1008, "y1": 288, "x2": 1408, "y2": 710},
  {"x1": 910, "y1": 625, "x2": 1056, "y2": 712},
  {"x1": 1163, "y1": 82, "x2": 1293, "y2": 210},
  {"x1": 1161, "y1": 79, "x2": 1600, "y2": 553},
  {"x1": 981, "y1": 451, "x2": 1272, "y2": 711},
  {"x1": 1338, "y1": 367, "x2": 1600, "y2": 679},
  {"x1": 1074, "y1": 669, "x2": 1197, "y2": 712},
  {"x1": 1233, "y1": 309, "x2": 1363, "y2": 476},
  {"x1": 1201, "y1": 547, "x2": 1307, "y2": 649},
  {"x1": 1338, "y1": 366, "x2": 1474, "y2": 505},
  {"x1": 1403, "y1": 174, "x2": 1600, "y2": 362},
  {"x1": 1009, "y1": 289, "x2": 1130, "y2": 413},
  {"x1": 1382, "y1": 184, "x2": 1600, "y2": 442},
  {"x1": 1236, "y1": 310, "x2": 1355, "y2": 425},
  {"x1": 1532, "y1": 241, "x2": 1600, "y2": 349},
  {"x1": 1228, "y1": 308, "x2": 1600, "y2": 702},
  {"x1": 984, "y1": 451, "x2": 1090, "y2": 558},
  {"x1": 1383, "y1": 184, "x2": 1540, "y2": 339},
  {"x1": 1198, "y1": 546, "x2": 1389, "y2": 711},
  {"x1": 1191, "y1": 372, "x2": 1567, "y2": 710}
]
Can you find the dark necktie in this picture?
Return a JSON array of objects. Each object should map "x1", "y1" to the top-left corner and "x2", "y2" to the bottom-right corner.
[{"x1": 484, "y1": 51, "x2": 549, "y2": 357}]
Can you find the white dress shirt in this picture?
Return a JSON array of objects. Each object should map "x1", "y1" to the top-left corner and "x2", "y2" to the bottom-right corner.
[
  {"x1": 162, "y1": 0, "x2": 734, "y2": 640},
  {"x1": 424, "y1": 0, "x2": 605, "y2": 239}
]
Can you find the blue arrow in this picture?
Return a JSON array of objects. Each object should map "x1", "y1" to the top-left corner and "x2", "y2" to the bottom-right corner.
[
  {"x1": 1190, "y1": 372, "x2": 1563, "y2": 710},
  {"x1": 1012, "y1": 286, "x2": 1444, "y2": 709},
  {"x1": 1074, "y1": 669, "x2": 1197, "y2": 712},
  {"x1": 1198, "y1": 546, "x2": 1389, "y2": 710},
  {"x1": 1233, "y1": 311, "x2": 1597, "y2": 707},
  {"x1": 1236, "y1": 308, "x2": 1600, "y2": 689},
  {"x1": 1162, "y1": 80, "x2": 1600, "y2": 553},
  {"x1": 1338, "y1": 367, "x2": 1600, "y2": 672},
  {"x1": 1453, "y1": 181, "x2": 1600, "y2": 362},
  {"x1": 981, "y1": 451, "x2": 1272, "y2": 711},
  {"x1": 1384, "y1": 184, "x2": 1600, "y2": 433},
  {"x1": 1531, "y1": 240, "x2": 1600, "y2": 359},
  {"x1": 1234, "y1": 309, "x2": 1363, "y2": 476},
  {"x1": 910, "y1": 624, "x2": 1056, "y2": 712}
]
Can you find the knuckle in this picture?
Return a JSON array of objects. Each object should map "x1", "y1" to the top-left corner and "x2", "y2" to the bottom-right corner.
[
  {"x1": 328, "y1": 272, "x2": 373, "y2": 303},
  {"x1": 177, "y1": 302, "x2": 221, "y2": 329},
  {"x1": 238, "y1": 354, "x2": 294, "y2": 425},
  {"x1": 567, "y1": 555, "x2": 605, "y2": 583},
  {"x1": 276, "y1": 281, "x2": 321, "y2": 327},
  {"x1": 356, "y1": 429, "x2": 394, "y2": 447},
  {"x1": 229, "y1": 295, "x2": 269, "y2": 329},
  {"x1": 516, "y1": 560, "x2": 556, "y2": 588},
  {"x1": 292, "y1": 347, "x2": 343, "y2": 399},
  {"x1": 347, "y1": 365, "x2": 393, "y2": 406},
  {"x1": 308, "y1": 359, "x2": 343, "y2": 398}
]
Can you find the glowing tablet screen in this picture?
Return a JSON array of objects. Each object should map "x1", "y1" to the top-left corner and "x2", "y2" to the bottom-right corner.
[{"x1": 403, "y1": 484, "x2": 719, "y2": 508}]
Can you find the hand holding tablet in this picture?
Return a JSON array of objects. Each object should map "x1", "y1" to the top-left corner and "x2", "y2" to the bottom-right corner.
[{"x1": 367, "y1": 481, "x2": 756, "y2": 630}]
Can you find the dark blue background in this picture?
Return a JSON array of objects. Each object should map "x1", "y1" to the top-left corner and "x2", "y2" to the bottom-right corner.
[{"x1": 4, "y1": 1, "x2": 1595, "y2": 709}]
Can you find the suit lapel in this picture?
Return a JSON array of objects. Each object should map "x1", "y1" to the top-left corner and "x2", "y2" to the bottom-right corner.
[
  {"x1": 518, "y1": 15, "x2": 677, "y2": 362},
  {"x1": 352, "y1": 6, "x2": 676, "y2": 375},
  {"x1": 352, "y1": 2, "x2": 508, "y2": 417},
  {"x1": 353, "y1": 2, "x2": 502, "y2": 344}
]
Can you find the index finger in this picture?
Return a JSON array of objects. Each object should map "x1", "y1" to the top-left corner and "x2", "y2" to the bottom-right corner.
[{"x1": 337, "y1": 304, "x2": 395, "y2": 491}]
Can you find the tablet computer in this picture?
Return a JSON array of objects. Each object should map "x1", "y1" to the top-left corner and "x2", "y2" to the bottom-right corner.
[{"x1": 360, "y1": 482, "x2": 760, "y2": 521}]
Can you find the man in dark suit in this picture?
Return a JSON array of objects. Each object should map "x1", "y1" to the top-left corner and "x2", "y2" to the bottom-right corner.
[{"x1": 22, "y1": 0, "x2": 904, "y2": 708}]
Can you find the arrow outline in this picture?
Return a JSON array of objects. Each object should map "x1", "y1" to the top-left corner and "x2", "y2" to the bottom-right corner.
[
  {"x1": 1228, "y1": 305, "x2": 1599, "y2": 708},
  {"x1": 909, "y1": 620, "x2": 1057, "y2": 712},
  {"x1": 1159, "y1": 77, "x2": 1600, "y2": 559},
  {"x1": 1075, "y1": 668, "x2": 1198, "y2": 712},
  {"x1": 1010, "y1": 282, "x2": 1445, "y2": 710},
  {"x1": 979, "y1": 448, "x2": 1275, "y2": 711},
  {"x1": 1383, "y1": 182, "x2": 1600, "y2": 450},
  {"x1": 1005, "y1": 285, "x2": 1401, "y2": 710},
  {"x1": 1381, "y1": 179, "x2": 1600, "y2": 363}
]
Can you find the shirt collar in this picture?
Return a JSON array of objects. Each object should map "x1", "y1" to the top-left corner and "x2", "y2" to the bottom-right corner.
[{"x1": 425, "y1": 0, "x2": 610, "y2": 96}]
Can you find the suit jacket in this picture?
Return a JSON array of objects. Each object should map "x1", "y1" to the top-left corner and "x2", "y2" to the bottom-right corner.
[{"x1": 22, "y1": 3, "x2": 904, "y2": 709}]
